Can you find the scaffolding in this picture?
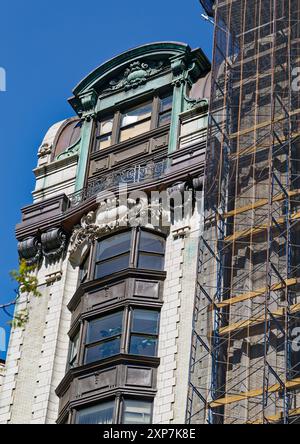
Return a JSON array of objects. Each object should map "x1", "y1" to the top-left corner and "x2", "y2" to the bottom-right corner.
[{"x1": 187, "y1": 0, "x2": 300, "y2": 424}]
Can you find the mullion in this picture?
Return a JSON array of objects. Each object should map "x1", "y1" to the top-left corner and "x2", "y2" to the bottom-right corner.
[
  {"x1": 86, "y1": 334, "x2": 122, "y2": 348},
  {"x1": 95, "y1": 250, "x2": 130, "y2": 266}
]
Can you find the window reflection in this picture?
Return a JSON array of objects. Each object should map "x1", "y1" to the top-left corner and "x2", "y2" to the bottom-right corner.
[
  {"x1": 96, "y1": 116, "x2": 114, "y2": 150},
  {"x1": 85, "y1": 312, "x2": 123, "y2": 364},
  {"x1": 77, "y1": 401, "x2": 114, "y2": 425},
  {"x1": 119, "y1": 102, "x2": 152, "y2": 142},
  {"x1": 122, "y1": 399, "x2": 152, "y2": 424},
  {"x1": 129, "y1": 309, "x2": 159, "y2": 357},
  {"x1": 159, "y1": 94, "x2": 173, "y2": 126},
  {"x1": 95, "y1": 231, "x2": 132, "y2": 279}
]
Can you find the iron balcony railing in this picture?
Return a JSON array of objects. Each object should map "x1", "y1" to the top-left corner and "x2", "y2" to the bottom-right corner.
[{"x1": 68, "y1": 158, "x2": 168, "y2": 208}]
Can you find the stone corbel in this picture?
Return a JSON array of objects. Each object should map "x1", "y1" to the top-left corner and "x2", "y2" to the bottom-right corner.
[
  {"x1": 18, "y1": 236, "x2": 42, "y2": 266},
  {"x1": 41, "y1": 228, "x2": 67, "y2": 263},
  {"x1": 171, "y1": 56, "x2": 188, "y2": 87},
  {"x1": 79, "y1": 89, "x2": 98, "y2": 120}
]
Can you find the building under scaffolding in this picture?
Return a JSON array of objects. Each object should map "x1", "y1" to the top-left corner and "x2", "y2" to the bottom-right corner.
[{"x1": 187, "y1": 0, "x2": 300, "y2": 424}]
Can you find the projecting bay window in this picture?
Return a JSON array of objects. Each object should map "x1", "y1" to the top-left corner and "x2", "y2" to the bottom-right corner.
[
  {"x1": 75, "y1": 398, "x2": 152, "y2": 424},
  {"x1": 84, "y1": 308, "x2": 160, "y2": 365},
  {"x1": 94, "y1": 229, "x2": 165, "y2": 280},
  {"x1": 93, "y1": 92, "x2": 173, "y2": 152}
]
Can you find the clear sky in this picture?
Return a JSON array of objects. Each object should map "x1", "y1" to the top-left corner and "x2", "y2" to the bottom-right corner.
[{"x1": 0, "y1": 0, "x2": 212, "y2": 359}]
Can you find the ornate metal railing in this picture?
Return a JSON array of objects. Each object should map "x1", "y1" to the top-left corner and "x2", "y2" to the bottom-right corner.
[{"x1": 68, "y1": 158, "x2": 168, "y2": 208}]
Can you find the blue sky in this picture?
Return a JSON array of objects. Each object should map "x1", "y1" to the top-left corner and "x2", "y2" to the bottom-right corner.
[{"x1": 0, "y1": 0, "x2": 212, "y2": 359}]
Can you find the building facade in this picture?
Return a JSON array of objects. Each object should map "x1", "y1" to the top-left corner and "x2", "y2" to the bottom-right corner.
[{"x1": 0, "y1": 42, "x2": 211, "y2": 424}]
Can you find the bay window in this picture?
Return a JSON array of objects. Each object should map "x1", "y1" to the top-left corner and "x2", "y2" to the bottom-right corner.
[
  {"x1": 94, "y1": 229, "x2": 165, "y2": 280},
  {"x1": 75, "y1": 398, "x2": 152, "y2": 424},
  {"x1": 84, "y1": 308, "x2": 159, "y2": 365}
]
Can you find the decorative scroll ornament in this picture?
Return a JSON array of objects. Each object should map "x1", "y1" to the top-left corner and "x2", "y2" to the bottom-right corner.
[
  {"x1": 18, "y1": 228, "x2": 68, "y2": 266},
  {"x1": 41, "y1": 228, "x2": 67, "y2": 263},
  {"x1": 103, "y1": 60, "x2": 168, "y2": 93},
  {"x1": 18, "y1": 236, "x2": 42, "y2": 266},
  {"x1": 38, "y1": 142, "x2": 52, "y2": 158},
  {"x1": 69, "y1": 197, "x2": 162, "y2": 255}
]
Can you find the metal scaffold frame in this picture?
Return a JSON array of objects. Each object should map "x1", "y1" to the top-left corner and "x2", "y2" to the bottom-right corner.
[{"x1": 187, "y1": 0, "x2": 300, "y2": 424}]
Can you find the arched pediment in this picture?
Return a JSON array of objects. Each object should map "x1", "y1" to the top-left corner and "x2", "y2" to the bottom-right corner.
[{"x1": 72, "y1": 42, "x2": 190, "y2": 97}]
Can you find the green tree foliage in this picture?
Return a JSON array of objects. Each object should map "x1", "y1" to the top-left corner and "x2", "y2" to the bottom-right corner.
[{"x1": 1, "y1": 259, "x2": 41, "y2": 328}]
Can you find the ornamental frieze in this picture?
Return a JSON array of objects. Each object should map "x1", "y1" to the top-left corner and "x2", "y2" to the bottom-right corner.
[{"x1": 102, "y1": 59, "x2": 169, "y2": 94}]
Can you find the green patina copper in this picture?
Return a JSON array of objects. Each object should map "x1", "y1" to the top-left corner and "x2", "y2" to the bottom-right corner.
[{"x1": 70, "y1": 42, "x2": 210, "y2": 190}]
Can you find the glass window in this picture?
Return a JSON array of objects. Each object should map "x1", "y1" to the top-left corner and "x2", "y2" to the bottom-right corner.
[
  {"x1": 139, "y1": 231, "x2": 165, "y2": 254},
  {"x1": 68, "y1": 333, "x2": 79, "y2": 369},
  {"x1": 159, "y1": 94, "x2": 173, "y2": 126},
  {"x1": 85, "y1": 338, "x2": 121, "y2": 363},
  {"x1": 131, "y1": 309, "x2": 159, "y2": 335},
  {"x1": 95, "y1": 116, "x2": 114, "y2": 151},
  {"x1": 119, "y1": 102, "x2": 152, "y2": 142},
  {"x1": 77, "y1": 401, "x2": 114, "y2": 424},
  {"x1": 95, "y1": 254, "x2": 130, "y2": 279},
  {"x1": 79, "y1": 254, "x2": 89, "y2": 285},
  {"x1": 96, "y1": 231, "x2": 131, "y2": 261},
  {"x1": 122, "y1": 399, "x2": 152, "y2": 424},
  {"x1": 129, "y1": 309, "x2": 159, "y2": 357},
  {"x1": 138, "y1": 231, "x2": 165, "y2": 271},
  {"x1": 85, "y1": 311, "x2": 123, "y2": 364},
  {"x1": 95, "y1": 232, "x2": 132, "y2": 279}
]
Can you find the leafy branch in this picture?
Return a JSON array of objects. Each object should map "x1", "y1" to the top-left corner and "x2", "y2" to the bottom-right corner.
[{"x1": 0, "y1": 259, "x2": 41, "y2": 328}]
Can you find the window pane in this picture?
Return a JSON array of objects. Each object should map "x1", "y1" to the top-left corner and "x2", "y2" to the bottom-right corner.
[
  {"x1": 97, "y1": 232, "x2": 131, "y2": 261},
  {"x1": 98, "y1": 134, "x2": 112, "y2": 150},
  {"x1": 122, "y1": 399, "x2": 152, "y2": 424},
  {"x1": 160, "y1": 94, "x2": 173, "y2": 112},
  {"x1": 138, "y1": 253, "x2": 164, "y2": 271},
  {"x1": 69, "y1": 333, "x2": 79, "y2": 368},
  {"x1": 85, "y1": 338, "x2": 121, "y2": 363},
  {"x1": 121, "y1": 102, "x2": 152, "y2": 127},
  {"x1": 129, "y1": 335, "x2": 158, "y2": 356},
  {"x1": 87, "y1": 312, "x2": 123, "y2": 344},
  {"x1": 139, "y1": 231, "x2": 165, "y2": 254},
  {"x1": 95, "y1": 254, "x2": 130, "y2": 279},
  {"x1": 119, "y1": 120, "x2": 151, "y2": 142},
  {"x1": 159, "y1": 111, "x2": 172, "y2": 126},
  {"x1": 77, "y1": 401, "x2": 114, "y2": 424},
  {"x1": 79, "y1": 255, "x2": 89, "y2": 284},
  {"x1": 132, "y1": 309, "x2": 159, "y2": 335},
  {"x1": 99, "y1": 118, "x2": 113, "y2": 135}
]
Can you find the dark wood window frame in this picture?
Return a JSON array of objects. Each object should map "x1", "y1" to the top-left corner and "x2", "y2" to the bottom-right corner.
[
  {"x1": 93, "y1": 91, "x2": 173, "y2": 153},
  {"x1": 82, "y1": 306, "x2": 160, "y2": 366},
  {"x1": 92, "y1": 227, "x2": 166, "y2": 281},
  {"x1": 73, "y1": 395, "x2": 153, "y2": 424}
]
